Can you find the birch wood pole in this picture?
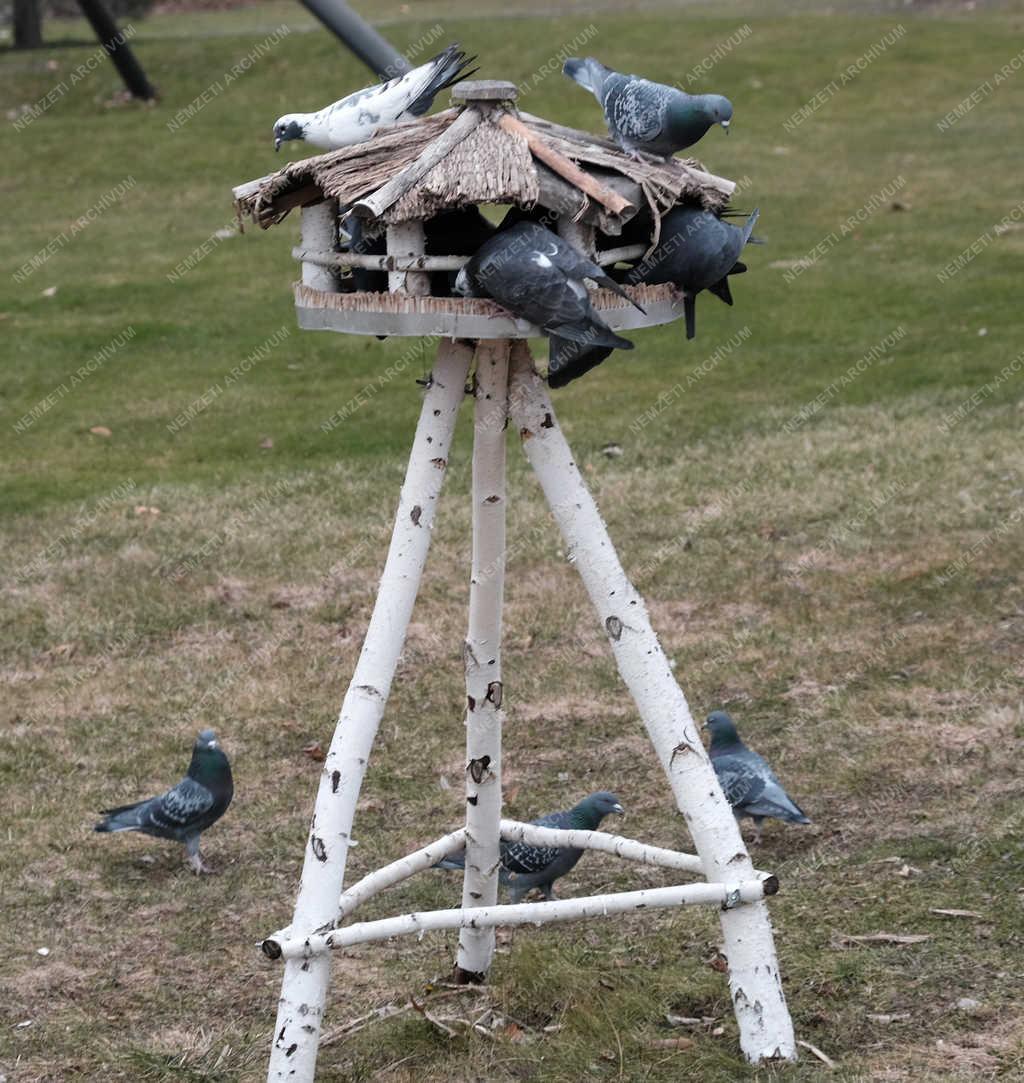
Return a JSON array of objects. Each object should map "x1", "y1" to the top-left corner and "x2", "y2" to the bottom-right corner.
[
  {"x1": 507, "y1": 344, "x2": 797, "y2": 1065},
  {"x1": 267, "y1": 338, "x2": 472, "y2": 1083},
  {"x1": 276, "y1": 876, "x2": 778, "y2": 959},
  {"x1": 455, "y1": 339, "x2": 511, "y2": 982},
  {"x1": 300, "y1": 201, "x2": 340, "y2": 292}
]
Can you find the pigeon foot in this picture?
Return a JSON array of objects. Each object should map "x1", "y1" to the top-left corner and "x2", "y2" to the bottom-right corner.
[{"x1": 187, "y1": 851, "x2": 216, "y2": 875}]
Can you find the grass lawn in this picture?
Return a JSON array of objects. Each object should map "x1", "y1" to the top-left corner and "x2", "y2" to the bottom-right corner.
[{"x1": 2, "y1": 1, "x2": 1023, "y2": 1079}]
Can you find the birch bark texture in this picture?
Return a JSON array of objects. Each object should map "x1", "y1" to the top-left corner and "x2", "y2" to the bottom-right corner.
[
  {"x1": 300, "y1": 201, "x2": 340, "y2": 292},
  {"x1": 506, "y1": 343, "x2": 797, "y2": 1064},
  {"x1": 267, "y1": 338, "x2": 472, "y2": 1083},
  {"x1": 456, "y1": 339, "x2": 511, "y2": 980}
]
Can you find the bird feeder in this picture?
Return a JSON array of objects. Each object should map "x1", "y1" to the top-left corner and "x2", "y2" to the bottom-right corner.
[{"x1": 232, "y1": 81, "x2": 796, "y2": 1081}]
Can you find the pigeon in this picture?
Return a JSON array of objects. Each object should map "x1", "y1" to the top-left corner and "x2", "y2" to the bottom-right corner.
[
  {"x1": 563, "y1": 57, "x2": 732, "y2": 160},
  {"x1": 436, "y1": 791, "x2": 624, "y2": 902},
  {"x1": 94, "y1": 729, "x2": 234, "y2": 874},
  {"x1": 454, "y1": 222, "x2": 641, "y2": 386},
  {"x1": 629, "y1": 205, "x2": 760, "y2": 339},
  {"x1": 704, "y1": 711, "x2": 810, "y2": 844},
  {"x1": 273, "y1": 44, "x2": 477, "y2": 152}
]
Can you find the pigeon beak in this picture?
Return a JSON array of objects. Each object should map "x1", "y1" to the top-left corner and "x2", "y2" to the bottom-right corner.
[
  {"x1": 721, "y1": 120, "x2": 730, "y2": 134},
  {"x1": 274, "y1": 138, "x2": 282, "y2": 152},
  {"x1": 612, "y1": 803, "x2": 624, "y2": 815}
]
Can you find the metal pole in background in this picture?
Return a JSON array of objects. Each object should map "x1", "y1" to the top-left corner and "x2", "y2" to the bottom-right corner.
[
  {"x1": 76, "y1": 0, "x2": 157, "y2": 100},
  {"x1": 297, "y1": 0, "x2": 410, "y2": 78}
]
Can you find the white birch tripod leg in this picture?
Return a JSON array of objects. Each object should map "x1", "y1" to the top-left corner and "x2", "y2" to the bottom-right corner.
[
  {"x1": 507, "y1": 344, "x2": 797, "y2": 1064},
  {"x1": 267, "y1": 338, "x2": 473, "y2": 1083},
  {"x1": 455, "y1": 339, "x2": 510, "y2": 981}
]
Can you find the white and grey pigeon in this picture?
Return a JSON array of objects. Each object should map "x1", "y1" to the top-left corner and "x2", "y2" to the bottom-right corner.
[
  {"x1": 94, "y1": 729, "x2": 234, "y2": 874},
  {"x1": 272, "y1": 44, "x2": 477, "y2": 151},
  {"x1": 454, "y1": 221, "x2": 642, "y2": 387},
  {"x1": 435, "y1": 791, "x2": 624, "y2": 903},
  {"x1": 704, "y1": 711, "x2": 809, "y2": 844},
  {"x1": 563, "y1": 57, "x2": 732, "y2": 160}
]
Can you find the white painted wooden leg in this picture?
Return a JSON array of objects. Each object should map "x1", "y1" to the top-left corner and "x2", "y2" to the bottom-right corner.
[
  {"x1": 455, "y1": 339, "x2": 510, "y2": 981},
  {"x1": 506, "y1": 343, "x2": 797, "y2": 1064},
  {"x1": 267, "y1": 338, "x2": 473, "y2": 1083}
]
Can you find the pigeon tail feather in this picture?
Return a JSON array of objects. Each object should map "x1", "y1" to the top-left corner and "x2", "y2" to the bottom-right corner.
[
  {"x1": 683, "y1": 294, "x2": 696, "y2": 340},
  {"x1": 406, "y1": 46, "x2": 478, "y2": 117},
  {"x1": 562, "y1": 57, "x2": 608, "y2": 98}
]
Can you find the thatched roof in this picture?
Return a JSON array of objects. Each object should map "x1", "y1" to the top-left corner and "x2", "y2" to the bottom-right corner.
[{"x1": 233, "y1": 92, "x2": 736, "y2": 238}]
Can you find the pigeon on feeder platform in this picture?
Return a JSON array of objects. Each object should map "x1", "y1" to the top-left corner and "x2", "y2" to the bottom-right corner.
[
  {"x1": 454, "y1": 222, "x2": 641, "y2": 387},
  {"x1": 630, "y1": 205, "x2": 760, "y2": 340},
  {"x1": 563, "y1": 57, "x2": 733, "y2": 160},
  {"x1": 272, "y1": 44, "x2": 477, "y2": 151},
  {"x1": 94, "y1": 729, "x2": 234, "y2": 874},
  {"x1": 704, "y1": 711, "x2": 810, "y2": 845},
  {"x1": 435, "y1": 791, "x2": 625, "y2": 902}
]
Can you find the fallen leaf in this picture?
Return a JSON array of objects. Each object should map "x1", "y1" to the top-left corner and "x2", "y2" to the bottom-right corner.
[
  {"x1": 134, "y1": 505, "x2": 161, "y2": 517},
  {"x1": 867, "y1": 1012, "x2": 910, "y2": 1024},
  {"x1": 896, "y1": 863, "x2": 921, "y2": 878},
  {"x1": 36, "y1": 947, "x2": 50, "y2": 957},
  {"x1": 89, "y1": 425, "x2": 112, "y2": 437},
  {"x1": 41, "y1": 286, "x2": 58, "y2": 298},
  {"x1": 601, "y1": 443, "x2": 623, "y2": 458},
  {"x1": 259, "y1": 436, "x2": 274, "y2": 450},
  {"x1": 302, "y1": 741, "x2": 325, "y2": 761},
  {"x1": 797, "y1": 1039, "x2": 836, "y2": 1069},
  {"x1": 503, "y1": 1022, "x2": 525, "y2": 1043},
  {"x1": 706, "y1": 952, "x2": 729, "y2": 973},
  {"x1": 836, "y1": 932, "x2": 932, "y2": 947},
  {"x1": 665, "y1": 1014, "x2": 702, "y2": 1027},
  {"x1": 930, "y1": 908, "x2": 982, "y2": 919},
  {"x1": 646, "y1": 1037, "x2": 695, "y2": 1050}
]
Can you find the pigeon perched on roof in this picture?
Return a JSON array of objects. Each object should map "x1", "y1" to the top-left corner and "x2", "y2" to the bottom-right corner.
[
  {"x1": 704, "y1": 711, "x2": 809, "y2": 844},
  {"x1": 436, "y1": 791, "x2": 624, "y2": 902},
  {"x1": 454, "y1": 222, "x2": 642, "y2": 387},
  {"x1": 563, "y1": 57, "x2": 732, "y2": 160},
  {"x1": 272, "y1": 44, "x2": 477, "y2": 152},
  {"x1": 94, "y1": 729, "x2": 233, "y2": 874},
  {"x1": 629, "y1": 205, "x2": 760, "y2": 339}
]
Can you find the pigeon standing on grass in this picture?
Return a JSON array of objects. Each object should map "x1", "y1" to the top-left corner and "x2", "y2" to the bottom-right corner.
[
  {"x1": 704, "y1": 711, "x2": 809, "y2": 844},
  {"x1": 630, "y1": 205, "x2": 760, "y2": 339},
  {"x1": 563, "y1": 57, "x2": 732, "y2": 160},
  {"x1": 272, "y1": 44, "x2": 477, "y2": 151},
  {"x1": 454, "y1": 222, "x2": 642, "y2": 387},
  {"x1": 436, "y1": 791, "x2": 625, "y2": 902},
  {"x1": 94, "y1": 729, "x2": 234, "y2": 874}
]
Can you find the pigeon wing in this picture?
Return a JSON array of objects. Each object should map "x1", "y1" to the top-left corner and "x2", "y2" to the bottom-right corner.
[
  {"x1": 712, "y1": 753, "x2": 769, "y2": 809},
  {"x1": 145, "y1": 777, "x2": 215, "y2": 835},
  {"x1": 605, "y1": 76, "x2": 671, "y2": 144}
]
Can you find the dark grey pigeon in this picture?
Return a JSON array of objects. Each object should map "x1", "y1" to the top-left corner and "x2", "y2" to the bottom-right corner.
[
  {"x1": 704, "y1": 711, "x2": 809, "y2": 844},
  {"x1": 630, "y1": 205, "x2": 760, "y2": 339},
  {"x1": 454, "y1": 222, "x2": 640, "y2": 387},
  {"x1": 563, "y1": 57, "x2": 732, "y2": 160},
  {"x1": 94, "y1": 729, "x2": 233, "y2": 874},
  {"x1": 436, "y1": 791, "x2": 624, "y2": 902}
]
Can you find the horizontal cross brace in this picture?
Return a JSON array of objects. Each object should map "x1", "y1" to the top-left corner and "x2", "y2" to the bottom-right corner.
[
  {"x1": 291, "y1": 245, "x2": 648, "y2": 273},
  {"x1": 264, "y1": 876, "x2": 778, "y2": 961}
]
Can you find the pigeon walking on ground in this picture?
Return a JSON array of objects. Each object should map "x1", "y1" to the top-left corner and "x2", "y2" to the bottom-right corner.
[
  {"x1": 563, "y1": 57, "x2": 732, "y2": 160},
  {"x1": 704, "y1": 711, "x2": 809, "y2": 844},
  {"x1": 94, "y1": 729, "x2": 234, "y2": 874},
  {"x1": 436, "y1": 791, "x2": 624, "y2": 902},
  {"x1": 630, "y1": 205, "x2": 760, "y2": 339},
  {"x1": 454, "y1": 222, "x2": 641, "y2": 387},
  {"x1": 272, "y1": 44, "x2": 477, "y2": 151}
]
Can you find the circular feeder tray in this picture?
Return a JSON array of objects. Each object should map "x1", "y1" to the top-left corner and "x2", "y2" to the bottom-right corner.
[{"x1": 293, "y1": 282, "x2": 685, "y2": 339}]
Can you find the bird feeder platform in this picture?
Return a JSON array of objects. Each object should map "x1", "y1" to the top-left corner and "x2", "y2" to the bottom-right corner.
[{"x1": 231, "y1": 81, "x2": 796, "y2": 1082}]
